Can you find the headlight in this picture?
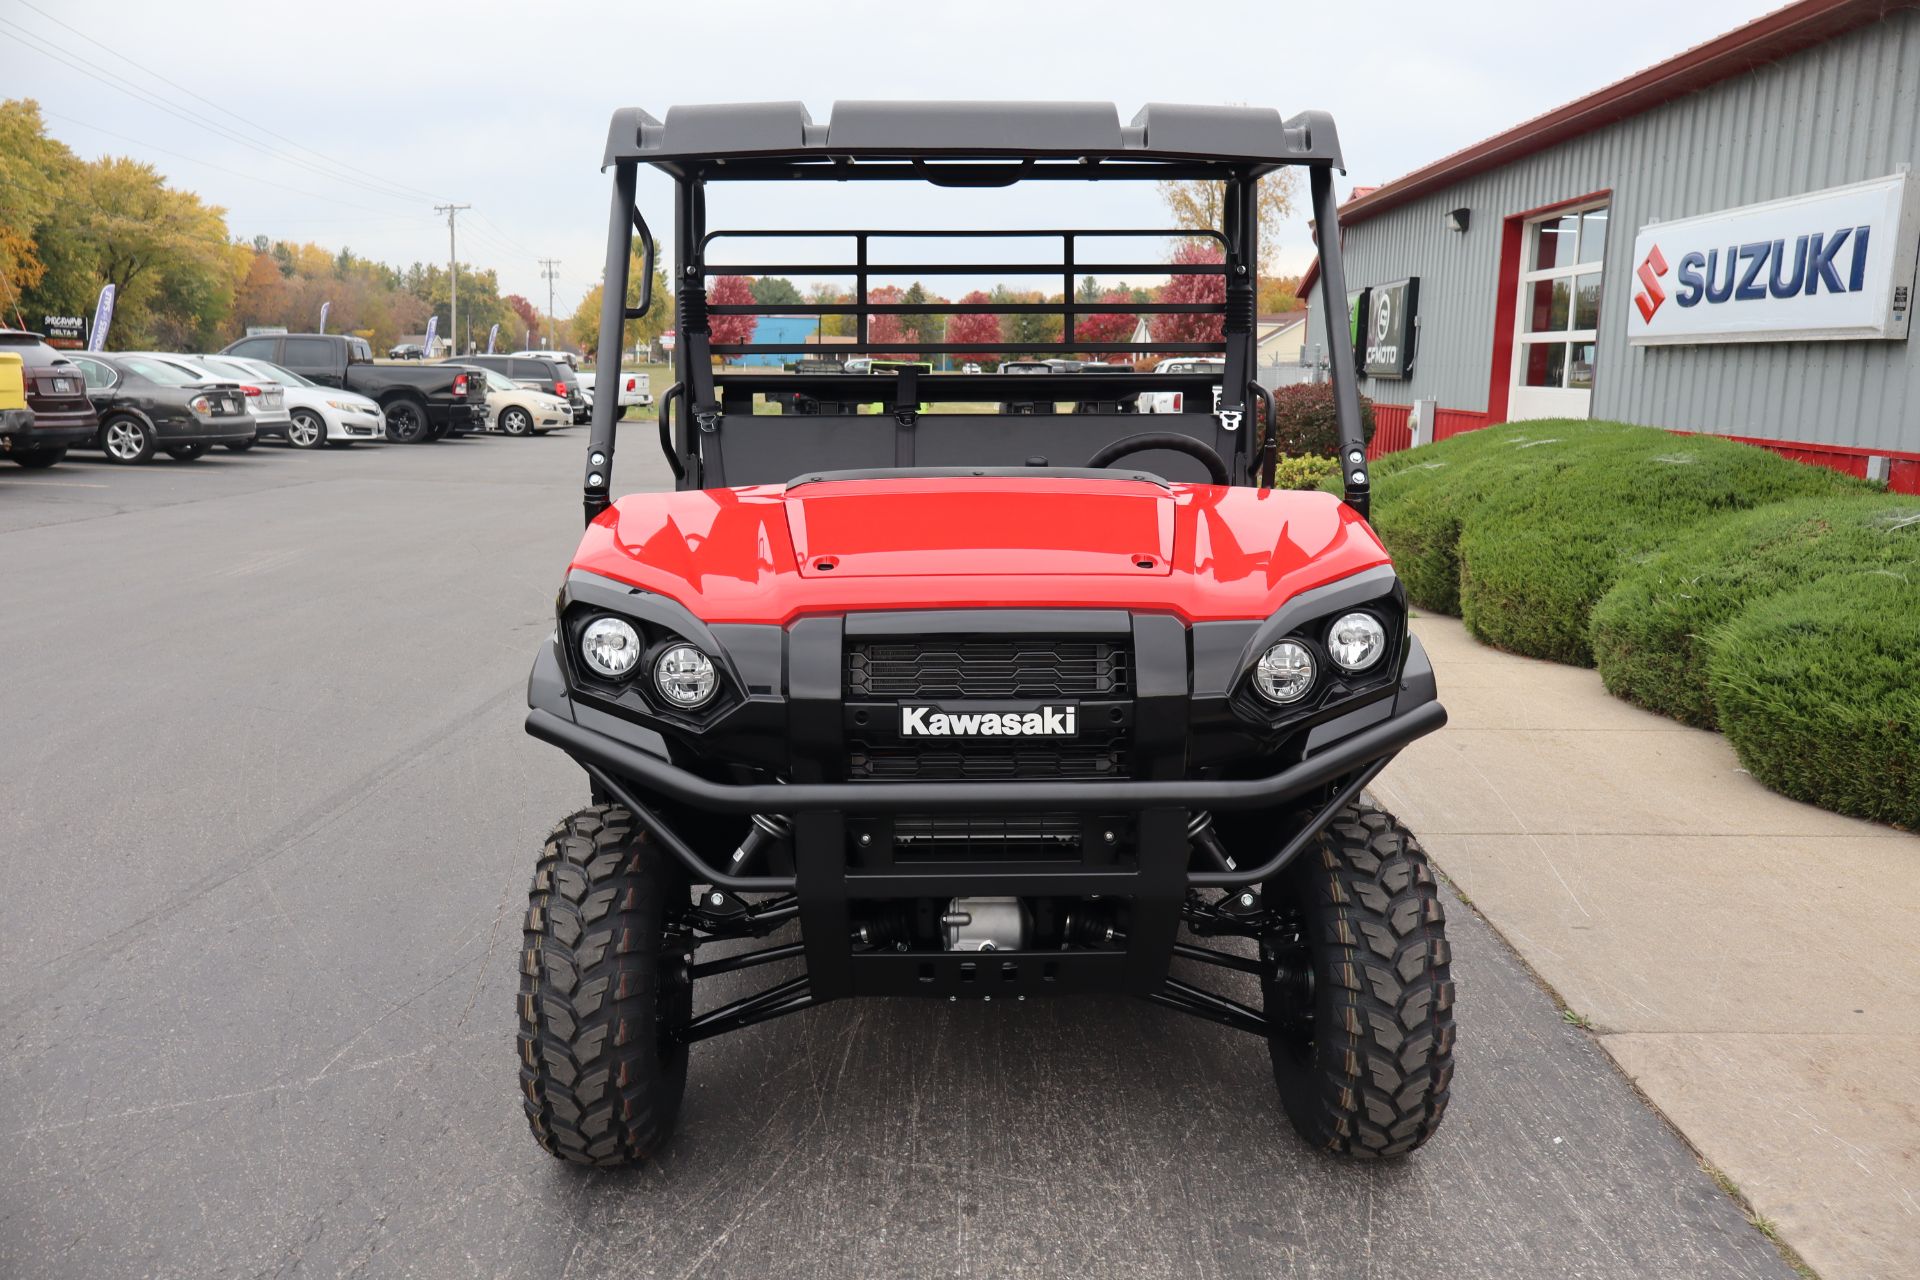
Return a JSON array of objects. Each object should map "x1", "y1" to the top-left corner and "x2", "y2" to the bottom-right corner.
[
  {"x1": 1327, "y1": 612, "x2": 1388, "y2": 672},
  {"x1": 1254, "y1": 641, "x2": 1315, "y2": 704},
  {"x1": 325, "y1": 399, "x2": 357, "y2": 411},
  {"x1": 580, "y1": 616, "x2": 642, "y2": 678},
  {"x1": 654, "y1": 643, "x2": 717, "y2": 708}
]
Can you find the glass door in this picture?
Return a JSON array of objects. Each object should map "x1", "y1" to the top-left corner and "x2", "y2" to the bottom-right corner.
[{"x1": 1509, "y1": 203, "x2": 1606, "y2": 421}]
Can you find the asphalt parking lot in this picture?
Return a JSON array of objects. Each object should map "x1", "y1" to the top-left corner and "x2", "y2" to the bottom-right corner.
[{"x1": 0, "y1": 433, "x2": 1793, "y2": 1279}]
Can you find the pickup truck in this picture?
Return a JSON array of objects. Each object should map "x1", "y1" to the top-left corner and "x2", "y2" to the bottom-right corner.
[{"x1": 218, "y1": 333, "x2": 486, "y2": 443}]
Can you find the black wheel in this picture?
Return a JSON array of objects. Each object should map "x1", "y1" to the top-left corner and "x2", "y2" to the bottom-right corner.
[
  {"x1": 287, "y1": 408, "x2": 327, "y2": 449},
  {"x1": 520, "y1": 806, "x2": 692, "y2": 1167},
  {"x1": 224, "y1": 438, "x2": 256, "y2": 453},
  {"x1": 9, "y1": 447, "x2": 65, "y2": 468},
  {"x1": 500, "y1": 406, "x2": 534, "y2": 437},
  {"x1": 166, "y1": 444, "x2": 206, "y2": 461},
  {"x1": 385, "y1": 398, "x2": 431, "y2": 443},
  {"x1": 1262, "y1": 802, "x2": 1454, "y2": 1158},
  {"x1": 99, "y1": 415, "x2": 156, "y2": 464}
]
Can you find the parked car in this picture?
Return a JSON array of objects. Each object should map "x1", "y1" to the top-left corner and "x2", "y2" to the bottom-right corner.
[
  {"x1": 156, "y1": 354, "x2": 293, "y2": 451},
  {"x1": 0, "y1": 351, "x2": 32, "y2": 446},
  {"x1": 220, "y1": 333, "x2": 485, "y2": 443},
  {"x1": 218, "y1": 355, "x2": 385, "y2": 447},
  {"x1": 0, "y1": 330, "x2": 98, "y2": 468},
  {"x1": 510, "y1": 349, "x2": 580, "y2": 371},
  {"x1": 65, "y1": 352, "x2": 256, "y2": 463},
  {"x1": 1138, "y1": 358, "x2": 1224, "y2": 414},
  {"x1": 388, "y1": 343, "x2": 424, "y2": 360},
  {"x1": 459, "y1": 354, "x2": 585, "y2": 420},
  {"x1": 477, "y1": 367, "x2": 571, "y2": 436}
]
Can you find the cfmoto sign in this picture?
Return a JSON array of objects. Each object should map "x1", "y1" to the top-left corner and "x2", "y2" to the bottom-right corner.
[
  {"x1": 1628, "y1": 174, "x2": 1918, "y2": 345},
  {"x1": 1362, "y1": 277, "x2": 1418, "y2": 379}
]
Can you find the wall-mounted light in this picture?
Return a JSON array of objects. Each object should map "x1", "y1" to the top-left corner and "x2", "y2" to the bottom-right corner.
[{"x1": 1444, "y1": 208, "x2": 1471, "y2": 233}]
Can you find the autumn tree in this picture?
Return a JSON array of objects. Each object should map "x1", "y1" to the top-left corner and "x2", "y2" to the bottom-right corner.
[
  {"x1": 809, "y1": 282, "x2": 853, "y2": 338},
  {"x1": 232, "y1": 252, "x2": 290, "y2": 331},
  {"x1": 864, "y1": 285, "x2": 910, "y2": 359},
  {"x1": 1074, "y1": 288, "x2": 1138, "y2": 352},
  {"x1": 944, "y1": 290, "x2": 1001, "y2": 365},
  {"x1": 1156, "y1": 171, "x2": 1299, "y2": 274},
  {"x1": 73, "y1": 156, "x2": 233, "y2": 348},
  {"x1": 705, "y1": 275, "x2": 758, "y2": 353},
  {"x1": 1149, "y1": 241, "x2": 1226, "y2": 350},
  {"x1": 570, "y1": 258, "x2": 672, "y2": 359},
  {"x1": 0, "y1": 99, "x2": 77, "y2": 323}
]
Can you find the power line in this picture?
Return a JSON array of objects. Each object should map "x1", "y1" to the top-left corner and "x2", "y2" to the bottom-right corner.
[
  {"x1": 39, "y1": 109, "x2": 425, "y2": 220},
  {"x1": 0, "y1": 17, "x2": 438, "y2": 210},
  {"x1": 13, "y1": 0, "x2": 448, "y2": 206}
]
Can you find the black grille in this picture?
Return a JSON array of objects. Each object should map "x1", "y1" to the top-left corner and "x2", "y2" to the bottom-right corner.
[
  {"x1": 847, "y1": 639, "x2": 1129, "y2": 700},
  {"x1": 847, "y1": 743, "x2": 1126, "y2": 781},
  {"x1": 893, "y1": 813, "x2": 1081, "y2": 849}
]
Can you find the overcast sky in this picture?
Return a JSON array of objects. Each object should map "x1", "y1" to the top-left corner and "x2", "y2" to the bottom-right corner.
[{"x1": 3, "y1": 0, "x2": 1784, "y2": 312}]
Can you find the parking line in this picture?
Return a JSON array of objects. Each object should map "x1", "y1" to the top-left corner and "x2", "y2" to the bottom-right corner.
[{"x1": 2, "y1": 480, "x2": 111, "y2": 488}]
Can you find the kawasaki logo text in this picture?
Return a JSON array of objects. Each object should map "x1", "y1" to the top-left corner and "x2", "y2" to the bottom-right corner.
[{"x1": 900, "y1": 706, "x2": 1077, "y2": 737}]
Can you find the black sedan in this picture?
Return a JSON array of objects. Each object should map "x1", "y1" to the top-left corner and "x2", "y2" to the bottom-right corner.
[
  {"x1": 0, "y1": 330, "x2": 99, "y2": 468},
  {"x1": 67, "y1": 353, "x2": 257, "y2": 463}
]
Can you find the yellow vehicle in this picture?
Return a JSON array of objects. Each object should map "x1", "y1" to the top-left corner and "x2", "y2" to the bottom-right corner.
[{"x1": 0, "y1": 350, "x2": 34, "y2": 443}]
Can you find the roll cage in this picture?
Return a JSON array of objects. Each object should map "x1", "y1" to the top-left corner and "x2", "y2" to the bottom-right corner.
[{"x1": 581, "y1": 101, "x2": 1371, "y2": 521}]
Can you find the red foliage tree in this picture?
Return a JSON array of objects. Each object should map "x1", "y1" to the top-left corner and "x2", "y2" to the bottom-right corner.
[
  {"x1": 1075, "y1": 288, "x2": 1138, "y2": 353},
  {"x1": 944, "y1": 289, "x2": 1001, "y2": 365},
  {"x1": 705, "y1": 275, "x2": 759, "y2": 353},
  {"x1": 1149, "y1": 242, "x2": 1226, "y2": 351},
  {"x1": 865, "y1": 285, "x2": 910, "y2": 360},
  {"x1": 503, "y1": 294, "x2": 541, "y2": 346}
]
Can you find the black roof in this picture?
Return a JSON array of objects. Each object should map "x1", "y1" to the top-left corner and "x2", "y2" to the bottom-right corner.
[{"x1": 603, "y1": 101, "x2": 1342, "y2": 175}]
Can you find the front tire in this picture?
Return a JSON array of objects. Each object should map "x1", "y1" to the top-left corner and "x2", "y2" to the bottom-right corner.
[
  {"x1": 520, "y1": 806, "x2": 691, "y2": 1167},
  {"x1": 10, "y1": 447, "x2": 65, "y2": 468},
  {"x1": 1263, "y1": 802, "x2": 1454, "y2": 1158},
  {"x1": 287, "y1": 408, "x2": 327, "y2": 449},
  {"x1": 500, "y1": 406, "x2": 534, "y2": 437}
]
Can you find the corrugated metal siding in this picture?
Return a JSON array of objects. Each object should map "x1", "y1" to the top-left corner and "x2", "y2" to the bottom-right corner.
[{"x1": 1304, "y1": 8, "x2": 1920, "y2": 454}]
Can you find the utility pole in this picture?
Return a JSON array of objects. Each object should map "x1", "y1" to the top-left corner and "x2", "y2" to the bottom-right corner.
[
  {"x1": 539, "y1": 258, "x2": 561, "y2": 350},
  {"x1": 435, "y1": 203, "x2": 470, "y2": 355}
]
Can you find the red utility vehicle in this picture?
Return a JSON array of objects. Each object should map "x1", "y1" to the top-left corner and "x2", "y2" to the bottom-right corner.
[{"x1": 520, "y1": 101, "x2": 1452, "y2": 1167}]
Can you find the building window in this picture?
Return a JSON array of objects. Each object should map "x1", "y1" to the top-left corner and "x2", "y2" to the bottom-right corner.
[{"x1": 1510, "y1": 202, "x2": 1607, "y2": 417}]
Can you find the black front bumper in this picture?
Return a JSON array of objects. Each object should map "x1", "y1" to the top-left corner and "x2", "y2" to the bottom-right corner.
[{"x1": 525, "y1": 569, "x2": 1445, "y2": 1002}]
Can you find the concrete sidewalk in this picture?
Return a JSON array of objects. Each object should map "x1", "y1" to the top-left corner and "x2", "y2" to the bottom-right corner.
[{"x1": 1380, "y1": 616, "x2": 1920, "y2": 1280}]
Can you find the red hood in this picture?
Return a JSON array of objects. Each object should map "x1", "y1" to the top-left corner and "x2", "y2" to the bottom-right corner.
[{"x1": 570, "y1": 477, "x2": 1389, "y2": 624}]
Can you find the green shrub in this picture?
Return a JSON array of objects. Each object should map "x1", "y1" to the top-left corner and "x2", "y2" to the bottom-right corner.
[
  {"x1": 1364, "y1": 421, "x2": 1622, "y2": 613},
  {"x1": 1591, "y1": 495, "x2": 1920, "y2": 726},
  {"x1": 1707, "y1": 571, "x2": 1920, "y2": 830},
  {"x1": 1272, "y1": 453, "x2": 1340, "y2": 491},
  {"x1": 1264, "y1": 380, "x2": 1376, "y2": 457},
  {"x1": 1453, "y1": 430, "x2": 1862, "y2": 665}
]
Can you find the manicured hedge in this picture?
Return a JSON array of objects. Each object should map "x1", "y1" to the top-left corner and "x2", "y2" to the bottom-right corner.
[
  {"x1": 1264, "y1": 381, "x2": 1375, "y2": 457},
  {"x1": 1707, "y1": 571, "x2": 1920, "y2": 829},
  {"x1": 1453, "y1": 429, "x2": 1860, "y2": 665},
  {"x1": 1272, "y1": 453, "x2": 1339, "y2": 491},
  {"x1": 1591, "y1": 494, "x2": 1920, "y2": 726},
  {"x1": 1360, "y1": 422, "x2": 1600, "y2": 614}
]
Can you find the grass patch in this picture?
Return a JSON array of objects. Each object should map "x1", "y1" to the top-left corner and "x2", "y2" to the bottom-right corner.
[
  {"x1": 1707, "y1": 570, "x2": 1920, "y2": 830},
  {"x1": 1591, "y1": 494, "x2": 1920, "y2": 726}
]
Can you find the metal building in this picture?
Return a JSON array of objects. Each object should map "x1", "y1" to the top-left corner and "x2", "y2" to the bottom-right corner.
[{"x1": 1301, "y1": 0, "x2": 1920, "y2": 492}]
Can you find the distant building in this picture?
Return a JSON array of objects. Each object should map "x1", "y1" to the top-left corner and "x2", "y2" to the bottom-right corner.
[{"x1": 734, "y1": 316, "x2": 818, "y2": 366}]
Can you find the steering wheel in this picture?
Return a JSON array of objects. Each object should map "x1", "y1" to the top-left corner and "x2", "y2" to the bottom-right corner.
[{"x1": 1084, "y1": 432, "x2": 1231, "y2": 486}]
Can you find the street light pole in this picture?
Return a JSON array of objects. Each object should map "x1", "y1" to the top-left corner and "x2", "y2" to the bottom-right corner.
[{"x1": 435, "y1": 203, "x2": 470, "y2": 355}]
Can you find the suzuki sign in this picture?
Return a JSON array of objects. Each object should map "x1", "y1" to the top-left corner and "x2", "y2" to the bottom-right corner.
[{"x1": 1628, "y1": 174, "x2": 1918, "y2": 345}]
